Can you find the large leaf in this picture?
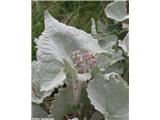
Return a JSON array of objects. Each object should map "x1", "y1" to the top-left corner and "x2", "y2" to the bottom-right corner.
[
  {"x1": 87, "y1": 73, "x2": 129, "y2": 120},
  {"x1": 32, "y1": 60, "x2": 66, "y2": 100},
  {"x1": 35, "y1": 11, "x2": 104, "y2": 65},
  {"x1": 32, "y1": 102, "x2": 49, "y2": 118},
  {"x1": 32, "y1": 61, "x2": 52, "y2": 103},
  {"x1": 51, "y1": 85, "x2": 74, "y2": 120},
  {"x1": 105, "y1": 1, "x2": 128, "y2": 22},
  {"x1": 79, "y1": 87, "x2": 95, "y2": 119},
  {"x1": 51, "y1": 84, "x2": 94, "y2": 120}
]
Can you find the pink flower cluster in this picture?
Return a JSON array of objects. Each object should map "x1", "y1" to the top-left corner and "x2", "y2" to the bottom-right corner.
[{"x1": 72, "y1": 50, "x2": 96, "y2": 73}]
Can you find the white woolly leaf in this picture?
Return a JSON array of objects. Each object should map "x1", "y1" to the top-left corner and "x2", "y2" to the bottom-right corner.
[
  {"x1": 32, "y1": 61, "x2": 52, "y2": 103},
  {"x1": 69, "y1": 118, "x2": 79, "y2": 120},
  {"x1": 77, "y1": 73, "x2": 92, "y2": 82},
  {"x1": 105, "y1": 1, "x2": 128, "y2": 22},
  {"x1": 32, "y1": 60, "x2": 66, "y2": 103},
  {"x1": 91, "y1": 18, "x2": 98, "y2": 36},
  {"x1": 118, "y1": 33, "x2": 129, "y2": 56},
  {"x1": 36, "y1": 11, "x2": 104, "y2": 64},
  {"x1": 87, "y1": 73, "x2": 129, "y2": 120}
]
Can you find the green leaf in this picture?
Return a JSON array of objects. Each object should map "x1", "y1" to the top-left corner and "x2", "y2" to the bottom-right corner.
[
  {"x1": 90, "y1": 66, "x2": 100, "y2": 78},
  {"x1": 98, "y1": 33, "x2": 118, "y2": 49},
  {"x1": 51, "y1": 83, "x2": 94, "y2": 120},
  {"x1": 63, "y1": 59, "x2": 77, "y2": 80},
  {"x1": 96, "y1": 33, "x2": 125, "y2": 72},
  {"x1": 79, "y1": 87, "x2": 95, "y2": 119},
  {"x1": 104, "y1": 61, "x2": 125, "y2": 75},
  {"x1": 97, "y1": 20, "x2": 108, "y2": 33},
  {"x1": 87, "y1": 73, "x2": 129, "y2": 120},
  {"x1": 51, "y1": 85, "x2": 74, "y2": 120},
  {"x1": 96, "y1": 50, "x2": 124, "y2": 71},
  {"x1": 32, "y1": 103, "x2": 49, "y2": 118},
  {"x1": 105, "y1": 1, "x2": 128, "y2": 22},
  {"x1": 122, "y1": 57, "x2": 129, "y2": 83},
  {"x1": 91, "y1": 111, "x2": 105, "y2": 120}
]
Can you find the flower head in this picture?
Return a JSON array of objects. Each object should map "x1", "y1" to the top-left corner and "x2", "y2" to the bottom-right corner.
[{"x1": 72, "y1": 50, "x2": 96, "y2": 73}]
